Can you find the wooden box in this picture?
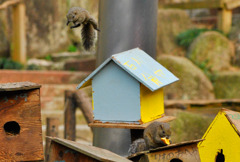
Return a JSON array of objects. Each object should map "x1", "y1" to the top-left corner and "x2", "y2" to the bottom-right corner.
[
  {"x1": 77, "y1": 48, "x2": 178, "y2": 125},
  {"x1": 0, "y1": 82, "x2": 44, "y2": 161},
  {"x1": 48, "y1": 137, "x2": 131, "y2": 162},
  {"x1": 129, "y1": 139, "x2": 202, "y2": 162}
]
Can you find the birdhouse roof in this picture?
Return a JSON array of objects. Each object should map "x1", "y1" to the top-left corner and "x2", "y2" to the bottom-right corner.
[
  {"x1": 128, "y1": 139, "x2": 203, "y2": 159},
  {"x1": 223, "y1": 108, "x2": 240, "y2": 136},
  {"x1": 0, "y1": 82, "x2": 41, "y2": 92},
  {"x1": 77, "y1": 48, "x2": 179, "y2": 91},
  {"x1": 49, "y1": 137, "x2": 131, "y2": 162}
]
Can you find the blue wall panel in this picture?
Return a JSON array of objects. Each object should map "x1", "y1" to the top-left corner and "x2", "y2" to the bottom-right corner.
[{"x1": 92, "y1": 61, "x2": 140, "y2": 122}]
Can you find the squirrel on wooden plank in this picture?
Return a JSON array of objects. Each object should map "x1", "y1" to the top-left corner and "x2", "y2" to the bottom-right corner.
[
  {"x1": 128, "y1": 122, "x2": 171, "y2": 155},
  {"x1": 66, "y1": 7, "x2": 100, "y2": 51}
]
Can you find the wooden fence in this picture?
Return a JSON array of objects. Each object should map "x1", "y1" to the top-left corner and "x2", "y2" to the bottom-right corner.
[{"x1": 161, "y1": 0, "x2": 240, "y2": 34}]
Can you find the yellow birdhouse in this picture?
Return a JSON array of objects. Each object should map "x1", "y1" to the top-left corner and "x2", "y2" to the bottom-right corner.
[{"x1": 198, "y1": 108, "x2": 240, "y2": 162}]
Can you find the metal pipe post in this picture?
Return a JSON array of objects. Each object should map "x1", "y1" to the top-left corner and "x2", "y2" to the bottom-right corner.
[{"x1": 94, "y1": 0, "x2": 158, "y2": 156}]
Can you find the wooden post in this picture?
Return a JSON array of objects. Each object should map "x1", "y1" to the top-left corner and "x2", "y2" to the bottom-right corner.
[
  {"x1": 12, "y1": 2, "x2": 26, "y2": 64},
  {"x1": 64, "y1": 90, "x2": 76, "y2": 141},
  {"x1": 217, "y1": 8, "x2": 232, "y2": 34},
  {"x1": 45, "y1": 118, "x2": 59, "y2": 162},
  {"x1": 74, "y1": 90, "x2": 94, "y2": 126}
]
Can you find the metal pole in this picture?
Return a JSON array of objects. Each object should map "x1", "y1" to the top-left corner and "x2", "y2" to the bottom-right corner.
[
  {"x1": 94, "y1": 0, "x2": 158, "y2": 156},
  {"x1": 97, "y1": 0, "x2": 158, "y2": 65}
]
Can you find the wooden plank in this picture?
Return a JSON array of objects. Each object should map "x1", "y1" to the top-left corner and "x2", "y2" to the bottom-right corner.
[
  {"x1": 129, "y1": 139, "x2": 203, "y2": 161},
  {"x1": 89, "y1": 116, "x2": 176, "y2": 129},
  {"x1": 0, "y1": 82, "x2": 41, "y2": 91},
  {"x1": 64, "y1": 90, "x2": 76, "y2": 141},
  {"x1": 224, "y1": 109, "x2": 240, "y2": 137},
  {"x1": 142, "y1": 143, "x2": 201, "y2": 162},
  {"x1": 45, "y1": 118, "x2": 59, "y2": 161},
  {"x1": 225, "y1": 0, "x2": 240, "y2": 10},
  {"x1": 217, "y1": 8, "x2": 232, "y2": 34},
  {"x1": 48, "y1": 137, "x2": 131, "y2": 162},
  {"x1": 12, "y1": 2, "x2": 26, "y2": 64},
  {"x1": 165, "y1": 99, "x2": 240, "y2": 108},
  {"x1": 0, "y1": 0, "x2": 20, "y2": 10},
  {"x1": 163, "y1": 0, "x2": 224, "y2": 9},
  {"x1": 0, "y1": 70, "x2": 90, "y2": 84},
  {"x1": 48, "y1": 141, "x2": 98, "y2": 162},
  {"x1": 0, "y1": 89, "x2": 44, "y2": 161}
]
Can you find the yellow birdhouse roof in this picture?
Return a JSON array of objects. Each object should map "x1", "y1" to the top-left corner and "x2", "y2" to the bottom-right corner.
[{"x1": 198, "y1": 108, "x2": 240, "y2": 161}]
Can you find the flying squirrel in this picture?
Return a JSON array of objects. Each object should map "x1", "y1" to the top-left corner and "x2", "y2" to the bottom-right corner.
[{"x1": 66, "y1": 7, "x2": 100, "y2": 50}]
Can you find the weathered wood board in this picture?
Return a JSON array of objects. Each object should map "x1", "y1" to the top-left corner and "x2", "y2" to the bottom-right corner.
[
  {"x1": 89, "y1": 115, "x2": 176, "y2": 129},
  {"x1": 129, "y1": 139, "x2": 202, "y2": 162},
  {"x1": 48, "y1": 137, "x2": 131, "y2": 162}
]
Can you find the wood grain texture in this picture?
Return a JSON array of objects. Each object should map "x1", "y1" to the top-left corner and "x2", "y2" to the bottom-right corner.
[
  {"x1": 64, "y1": 90, "x2": 76, "y2": 141},
  {"x1": 0, "y1": 89, "x2": 44, "y2": 161},
  {"x1": 48, "y1": 137, "x2": 131, "y2": 162},
  {"x1": 45, "y1": 118, "x2": 59, "y2": 161},
  {"x1": 48, "y1": 141, "x2": 99, "y2": 162},
  {"x1": 0, "y1": 81, "x2": 41, "y2": 92},
  {"x1": 89, "y1": 116, "x2": 176, "y2": 129},
  {"x1": 163, "y1": 0, "x2": 223, "y2": 9},
  {"x1": 129, "y1": 139, "x2": 202, "y2": 162}
]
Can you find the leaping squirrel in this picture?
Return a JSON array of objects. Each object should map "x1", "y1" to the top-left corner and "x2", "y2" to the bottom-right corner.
[{"x1": 66, "y1": 7, "x2": 100, "y2": 51}]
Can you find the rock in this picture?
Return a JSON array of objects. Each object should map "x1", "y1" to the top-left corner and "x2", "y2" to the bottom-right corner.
[
  {"x1": 157, "y1": 55, "x2": 215, "y2": 100},
  {"x1": 51, "y1": 51, "x2": 95, "y2": 62},
  {"x1": 27, "y1": 59, "x2": 53, "y2": 70},
  {"x1": 187, "y1": 31, "x2": 234, "y2": 72},
  {"x1": 157, "y1": 9, "x2": 192, "y2": 56},
  {"x1": 213, "y1": 71, "x2": 240, "y2": 99},
  {"x1": 229, "y1": 22, "x2": 240, "y2": 66}
]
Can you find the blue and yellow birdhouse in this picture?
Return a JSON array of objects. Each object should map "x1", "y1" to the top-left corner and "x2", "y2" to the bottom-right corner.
[
  {"x1": 77, "y1": 48, "x2": 178, "y2": 124},
  {"x1": 198, "y1": 108, "x2": 240, "y2": 161}
]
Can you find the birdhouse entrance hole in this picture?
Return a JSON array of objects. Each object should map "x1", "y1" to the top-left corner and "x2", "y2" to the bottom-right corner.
[
  {"x1": 4, "y1": 121, "x2": 20, "y2": 135},
  {"x1": 216, "y1": 149, "x2": 225, "y2": 162},
  {"x1": 170, "y1": 158, "x2": 183, "y2": 162}
]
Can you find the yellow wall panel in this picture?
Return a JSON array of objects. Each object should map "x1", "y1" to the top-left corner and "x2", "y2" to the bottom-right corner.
[
  {"x1": 140, "y1": 84, "x2": 164, "y2": 123},
  {"x1": 198, "y1": 111, "x2": 240, "y2": 162}
]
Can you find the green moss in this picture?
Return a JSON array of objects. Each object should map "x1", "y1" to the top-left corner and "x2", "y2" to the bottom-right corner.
[
  {"x1": 170, "y1": 111, "x2": 213, "y2": 143},
  {"x1": 213, "y1": 71, "x2": 240, "y2": 99},
  {"x1": 0, "y1": 58, "x2": 23, "y2": 69},
  {"x1": 44, "y1": 54, "x2": 52, "y2": 61},
  {"x1": 68, "y1": 44, "x2": 78, "y2": 52},
  {"x1": 157, "y1": 9, "x2": 192, "y2": 56},
  {"x1": 157, "y1": 55, "x2": 214, "y2": 100},
  {"x1": 27, "y1": 64, "x2": 41, "y2": 70},
  {"x1": 187, "y1": 31, "x2": 234, "y2": 72}
]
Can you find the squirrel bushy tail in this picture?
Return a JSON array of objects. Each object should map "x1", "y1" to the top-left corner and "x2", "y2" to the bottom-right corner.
[{"x1": 81, "y1": 23, "x2": 95, "y2": 50}]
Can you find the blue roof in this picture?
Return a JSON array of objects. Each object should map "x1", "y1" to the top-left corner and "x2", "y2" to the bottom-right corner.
[{"x1": 77, "y1": 48, "x2": 179, "y2": 91}]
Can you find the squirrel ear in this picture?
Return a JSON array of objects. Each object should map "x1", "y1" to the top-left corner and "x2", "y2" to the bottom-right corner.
[{"x1": 160, "y1": 124, "x2": 163, "y2": 129}]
